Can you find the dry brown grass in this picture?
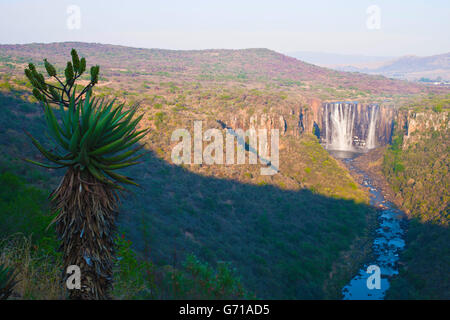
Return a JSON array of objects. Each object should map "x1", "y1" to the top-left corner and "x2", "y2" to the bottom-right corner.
[{"x1": 0, "y1": 234, "x2": 65, "y2": 299}]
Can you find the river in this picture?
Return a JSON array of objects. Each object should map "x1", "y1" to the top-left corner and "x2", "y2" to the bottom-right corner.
[{"x1": 328, "y1": 150, "x2": 406, "y2": 300}]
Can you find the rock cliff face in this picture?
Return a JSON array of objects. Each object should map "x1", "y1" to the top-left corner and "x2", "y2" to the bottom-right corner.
[
  {"x1": 222, "y1": 97, "x2": 321, "y2": 137},
  {"x1": 397, "y1": 110, "x2": 449, "y2": 149},
  {"x1": 221, "y1": 99, "x2": 397, "y2": 151},
  {"x1": 297, "y1": 98, "x2": 323, "y2": 136},
  {"x1": 227, "y1": 112, "x2": 288, "y2": 135}
]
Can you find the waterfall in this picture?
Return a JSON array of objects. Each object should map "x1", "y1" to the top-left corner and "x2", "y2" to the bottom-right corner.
[
  {"x1": 323, "y1": 102, "x2": 381, "y2": 151},
  {"x1": 327, "y1": 103, "x2": 355, "y2": 151},
  {"x1": 366, "y1": 105, "x2": 378, "y2": 149}
]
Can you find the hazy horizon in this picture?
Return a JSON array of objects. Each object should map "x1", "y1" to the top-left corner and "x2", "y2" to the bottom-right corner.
[{"x1": 1, "y1": 0, "x2": 449, "y2": 57}]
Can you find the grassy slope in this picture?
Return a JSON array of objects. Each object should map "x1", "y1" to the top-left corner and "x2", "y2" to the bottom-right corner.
[
  {"x1": 119, "y1": 139, "x2": 373, "y2": 299},
  {"x1": 7, "y1": 41, "x2": 441, "y2": 298},
  {"x1": 382, "y1": 100, "x2": 449, "y2": 299},
  {"x1": 3, "y1": 41, "x2": 448, "y2": 299},
  {"x1": 0, "y1": 171, "x2": 250, "y2": 300},
  {"x1": 0, "y1": 74, "x2": 375, "y2": 299}
]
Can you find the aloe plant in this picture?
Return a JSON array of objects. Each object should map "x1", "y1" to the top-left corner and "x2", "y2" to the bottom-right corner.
[
  {"x1": 25, "y1": 49, "x2": 98, "y2": 108},
  {"x1": 24, "y1": 50, "x2": 148, "y2": 299},
  {"x1": 0, "y1": 264, "x2": 17, "y2": 300}
]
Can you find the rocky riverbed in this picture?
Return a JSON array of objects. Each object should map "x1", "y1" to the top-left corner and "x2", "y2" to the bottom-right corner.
[{"x1": 328, "y1": 149, "x2": 407, "y2": 300}]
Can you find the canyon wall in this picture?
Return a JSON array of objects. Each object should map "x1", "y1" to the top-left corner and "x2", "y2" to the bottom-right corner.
[
  {"x1": 222, "y1": 99, "x2": 396, "y2": 152},
  {"x1": 397, "y1": 110, "x2": 449, "y2": 149}
]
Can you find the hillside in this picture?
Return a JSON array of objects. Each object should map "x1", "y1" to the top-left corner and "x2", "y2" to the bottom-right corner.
[
  {"x1": 381, "y1": 97, "x2": 449, "y2": 299},
  {"x1": 286, "y1": 51, "x2": 393, "y2": 69},
  {"x1": 0, "y1": 45, "x2": 378, "y2": 299},
  {"x1": 335, "y1": 53, "x2": 450, "y2": 82},
  {"x1": 0, "y1": 42, "x2": 445, "y2": 102},
  {"x1": 1, "y1": 42, "x2": 448, "y2": 300}
]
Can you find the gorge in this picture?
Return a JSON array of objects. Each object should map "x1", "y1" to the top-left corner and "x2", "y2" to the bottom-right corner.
[
  {"x1": 225, "y1": 100, "x2": 397, "y2": 153},
  {"x1": 0, "y1": 42, "x2": 447, "y2": 300}
]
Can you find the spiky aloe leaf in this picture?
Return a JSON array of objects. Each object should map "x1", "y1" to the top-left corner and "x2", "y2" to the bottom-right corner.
[
  {"x1": 24, "y1": 159, "x2": 65, "y2": 169},
  {"x1": 99, "y1": 144, "x2": 146, "y2": 164},
  {"x1": 91, "y1": 158, "x2": 141, "y2": 170},
  {"x1": 104, "y1": 169, "x2": 139, "y2": 187},
  {"x1": 99, "y1": 109, "x2": 140, "y2": 146},
  {"x1": 44, "y1": 104, "x2": 70, "y2": 146},
  {"x1": 25, "y1": 131, "x2": 67, "y2": 164},
  {"x1": 26, "y1": 89, "x2": 148, "y2": 188}
]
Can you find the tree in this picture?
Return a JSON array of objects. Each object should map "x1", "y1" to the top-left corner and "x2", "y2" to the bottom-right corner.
[{"x1": 24, "y1": 49, "x2": 148, "y2": 299}]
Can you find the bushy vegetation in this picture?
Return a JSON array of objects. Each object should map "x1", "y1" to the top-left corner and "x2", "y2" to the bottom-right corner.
[
  {"x1": 0, "y1": 169, "x2": 63, "y2": 299},
  {"x1": 383, "y1": 107, "x2": 449, "y2": 299},
  {"x1": 386, "y1": 219, "x2": 449, "y2": 299},
  {"x1": 399, "y1": 93, "x2": 450, "y2": 113},
  {"x1": 0, "y1": 169, "x2": 249, "y2": 300},
  {"x1": 0, "y1": 79, "x2": 376, "y2": 299},
  {"x1": 383, "y1": 122, "x2": 449, "y2": 224},
  {"x1": 119, "y1": 136, "x2": 374, "y2": 299},
  {"x1": 0, "y1": 42, "x2": 444, "y2": 106},
  {"x1": 0, "y1": 263, "x2": 17, "y2": 299}
]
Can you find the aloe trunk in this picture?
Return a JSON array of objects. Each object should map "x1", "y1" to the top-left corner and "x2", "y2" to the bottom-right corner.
[{"x1": 51, "y1": 167, "x2": 118, "y2": 299}]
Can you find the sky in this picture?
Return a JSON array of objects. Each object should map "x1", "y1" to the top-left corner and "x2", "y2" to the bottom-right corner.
[{"x1": 0, "y1": 0, "x2": 449, "y2": 57}]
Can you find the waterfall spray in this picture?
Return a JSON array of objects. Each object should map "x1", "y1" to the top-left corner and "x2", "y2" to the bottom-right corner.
[
  {"x1": 367, "y1": 105, "x2": 378, "y2": 149},
  {"x1": 323, "y1": 102, "x2": 384, "y2": 152},
  {"x1": 329, "y1": 103, "x2": 355, "y2": 151}
]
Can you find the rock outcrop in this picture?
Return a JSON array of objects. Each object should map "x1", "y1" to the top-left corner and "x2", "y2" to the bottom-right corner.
[
  {"x1": 398, "y1": 110, "x2": 449, "y2": 149},
  {"x1": 220, "y1": 99, "x2": 397, "y2": 151}
]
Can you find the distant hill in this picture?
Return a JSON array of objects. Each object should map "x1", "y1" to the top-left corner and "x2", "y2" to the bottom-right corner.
[
  {"x1": 0, "y1": 42, "x2": 444, "y2": 98},
  {"x1": 335, "y1": 53, "x2": 450, "y2": 82},
  {"x1": 286, "y1": 51, "x2": 392, "y2": 68},
  {"x1": 287, "y1": 51, "x2": 450, "y2": 82}
]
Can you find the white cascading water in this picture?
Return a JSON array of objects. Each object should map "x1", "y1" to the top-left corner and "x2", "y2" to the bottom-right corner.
[
  {"x1": 323, "y1": 103, "x2": 380, "y2": 151},
  {"x1": 327, "y1": 103, "x2": 356, "y2": 151},
  {"x1": 366, "y1": 105, "x2": 378, "y2": 149}
]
